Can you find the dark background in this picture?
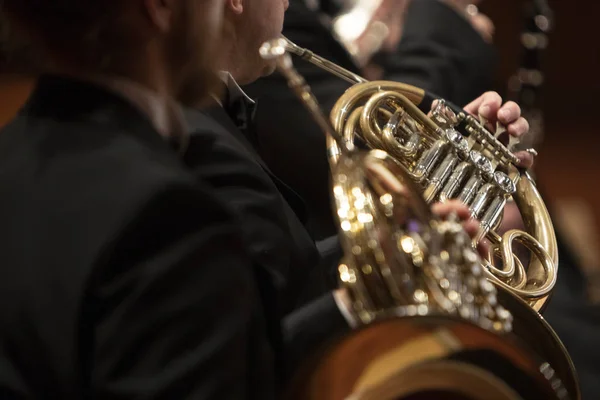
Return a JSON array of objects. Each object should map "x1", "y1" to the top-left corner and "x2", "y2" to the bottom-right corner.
[{"x1": 481, "y1": 0, "x2": 598, "y2": 203}]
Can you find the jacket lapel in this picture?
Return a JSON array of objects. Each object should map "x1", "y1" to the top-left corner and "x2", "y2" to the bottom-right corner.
[{"x1": 186, "y1": 106, "x2": 309, "y2": 224}]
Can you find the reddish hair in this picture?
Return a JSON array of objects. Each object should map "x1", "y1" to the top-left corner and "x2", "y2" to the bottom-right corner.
[{"x1": 1, "y1": 1, "x2": 126, "y2": 70}]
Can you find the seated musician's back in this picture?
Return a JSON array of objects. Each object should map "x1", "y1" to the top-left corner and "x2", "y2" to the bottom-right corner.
[{"x1": 0, "y1": 1, "x2": 277, "y2": 398}]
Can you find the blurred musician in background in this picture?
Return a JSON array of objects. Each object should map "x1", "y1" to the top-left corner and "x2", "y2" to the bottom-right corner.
[
  {"x1": 244, "y1": 0, "x2": 504, "y2": 240},
  {"x1": 0, "y1": 1, "x2": 281, "y2": 398},
  {"x1": 330, "y1": 0, "x2": 494, "y2": 79}
]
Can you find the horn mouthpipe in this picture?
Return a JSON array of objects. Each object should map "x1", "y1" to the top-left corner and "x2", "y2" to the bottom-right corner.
[{"x1": 279, "y1": 36, "x2": 465, "y2": 116}]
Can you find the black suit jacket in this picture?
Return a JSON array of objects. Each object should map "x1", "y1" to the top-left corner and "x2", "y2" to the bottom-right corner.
[
  {"x1": 183, "y1": 105, "x2": 330, "y2": 310},
  {"x1": 0, "y1": 76, "x2": 276, "y2": 399},
  {"x1": 183, "y1": 105, "x2": 350, "y2": 374},
  {"x1": 243, "y1": 0, "x2": 496, "y2": 239}
]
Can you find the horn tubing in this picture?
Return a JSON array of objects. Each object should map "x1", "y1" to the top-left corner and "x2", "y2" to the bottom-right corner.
[{"x1": 280, "y1": 36, "x2": 464, "y2": 115}]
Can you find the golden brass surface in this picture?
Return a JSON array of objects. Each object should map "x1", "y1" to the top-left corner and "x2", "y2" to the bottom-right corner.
[{"x1": 286, "y1": 317, "x2": 572, "y2": 400}]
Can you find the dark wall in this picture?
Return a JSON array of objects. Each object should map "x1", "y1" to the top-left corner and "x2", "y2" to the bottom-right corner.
[
  {"x1": 481, "y1": 0, "x2": 600, "y2": 237},
  {"x1": 482, "y1": 0, "x2": 599, "y2": 119}
]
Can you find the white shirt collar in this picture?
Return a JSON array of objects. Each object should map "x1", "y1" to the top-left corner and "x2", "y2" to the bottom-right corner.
[
  {"x1": 214, "y1": 71, "x2": 255, "y2": 107},
  {"x1": 87, "y1": 75, "x2": 189, "y2": 153},
  {"x1": 88, "y1": 75, "x2": 187, "y2": 140}
]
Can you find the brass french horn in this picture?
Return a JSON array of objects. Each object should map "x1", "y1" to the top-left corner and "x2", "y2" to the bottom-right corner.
[
  {"x1": 259, "y1": 38, "x2": 579, "y2": 399},
  {"x1": 279, "y1": 36, "x2": 557, "y2": 314}
]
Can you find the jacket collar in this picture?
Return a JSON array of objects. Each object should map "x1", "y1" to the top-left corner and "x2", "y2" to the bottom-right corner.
[{"x1": 23, "y1": 75, "x2": 187, "y2": 155}]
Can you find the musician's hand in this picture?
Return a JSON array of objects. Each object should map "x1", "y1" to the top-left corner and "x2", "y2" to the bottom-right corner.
[
  {"x1": 431, "y1": 200, "x2": 489, "y2": 257},
  {"x1": 441, "y1": 0, "x2": 483, "y2": 5},
  {"x1": 464, "y1": 91, "x2": 534, "y2": 169},
  {"x1": 354, "y1": 0, "x2": 410, "y2": 65},
  {"x1": 439, "y1": 0, "x2": 495, "y2": 43},
  {"x1": 469, "y1": 12, "x2": 495, "y2": 44},
  {"x1": 378, "y1": 0, "x2": 410, "y2": 52}
]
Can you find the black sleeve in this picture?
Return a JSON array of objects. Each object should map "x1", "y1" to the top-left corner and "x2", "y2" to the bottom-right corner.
[
  {"x1": 183, "y1": 122, "x2": 326, "y2": 313},
  {"x1": 382, "y1": 0, "x2": 497, "y2": 106},
  {"x1": 87, "y1": 182, "x2": 276, "y2": 400},
  {"x1": 282, "y1": 292, "x2": 351, "y2": 374}
]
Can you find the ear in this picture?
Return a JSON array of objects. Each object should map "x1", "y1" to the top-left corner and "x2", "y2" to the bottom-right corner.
[
  {"x1": 227, "y1": 0, "x2": 244, "y2": 15},
  {"x1": 143, "y1": 0, "x2": 176, "y2": 32}
]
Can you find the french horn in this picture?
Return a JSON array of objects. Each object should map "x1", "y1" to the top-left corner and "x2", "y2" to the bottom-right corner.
[
  {"x1": 280, "y1": 36, "x2": 557, "y2": 314},
  {"x1": 259, "y1": 38, "x2": 579, "y2": 399}
]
